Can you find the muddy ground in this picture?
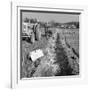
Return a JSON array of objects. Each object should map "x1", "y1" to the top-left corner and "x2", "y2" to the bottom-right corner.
[{"x1": 21, "y1": 28, "x2": 79, "y2": 78}]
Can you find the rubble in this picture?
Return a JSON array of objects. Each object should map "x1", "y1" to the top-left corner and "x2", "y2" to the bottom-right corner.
[{"x1": 29, "y1": 49, "x2": 44, "y2": 62}]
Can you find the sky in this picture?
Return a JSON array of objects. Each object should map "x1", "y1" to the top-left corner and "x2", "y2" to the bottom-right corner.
[{"x1": 22, "y1": 11, "x2": 80, "y2": 23}]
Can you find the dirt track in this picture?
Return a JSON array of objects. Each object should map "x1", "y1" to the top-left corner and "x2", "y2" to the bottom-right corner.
[{"x1": 21, "y1": 28, "x2": 79, "y2": 78}]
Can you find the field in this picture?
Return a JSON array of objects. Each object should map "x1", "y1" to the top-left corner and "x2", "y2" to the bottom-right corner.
[
  {"x1": 21, "y1": 28, "x2": 79, "y2": 78},
  {"x1": 60, "y1": 29, "x2": 79, "y2": 55}
]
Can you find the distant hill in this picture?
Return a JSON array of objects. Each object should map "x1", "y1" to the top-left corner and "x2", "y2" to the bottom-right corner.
[{"x1": 23, "y1": 18, "x2": 79, "y2": 29}]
